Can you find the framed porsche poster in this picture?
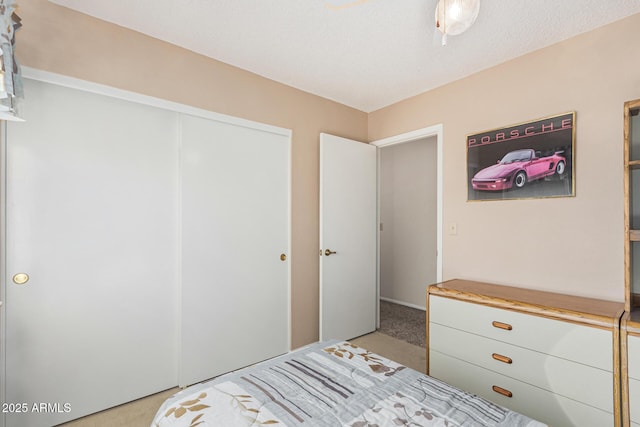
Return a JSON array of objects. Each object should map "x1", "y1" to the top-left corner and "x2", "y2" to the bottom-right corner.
[{"x1": 467, "y1": 112, "x2": 575, "y2": 201}]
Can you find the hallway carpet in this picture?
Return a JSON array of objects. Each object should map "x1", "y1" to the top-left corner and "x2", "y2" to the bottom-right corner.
[{"x1": 378, "y1": 300, "x2": 426, "y2": 348}]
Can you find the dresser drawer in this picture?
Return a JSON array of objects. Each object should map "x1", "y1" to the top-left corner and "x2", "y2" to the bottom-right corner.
[
  {"x1": 430, "y1": 322, "x2": 613, "y2": 412},
  {"x1": 630, "y1": 377, "x2": 640, "y2": 424},
  {"x1": 430, "y1": 351, "x2": 613, "y2": 427},
  {"x1": 429, "y1": 295, "x2": 612, "y2": 370},
  {"x1": 629, "y1": 334, "x2": 640, "y2": 380},
  {"x1": 630, "y1": 333, "x2": 640, "y2": 426}
]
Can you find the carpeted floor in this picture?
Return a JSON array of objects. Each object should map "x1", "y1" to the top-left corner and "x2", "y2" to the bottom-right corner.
[{"x1": 378, "y1": 299, "x2": 427, "y2": 348}]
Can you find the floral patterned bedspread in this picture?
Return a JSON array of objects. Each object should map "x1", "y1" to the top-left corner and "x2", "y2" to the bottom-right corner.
[{"x1": 152, "y1": 341, "x2": 546, "y2": 427}]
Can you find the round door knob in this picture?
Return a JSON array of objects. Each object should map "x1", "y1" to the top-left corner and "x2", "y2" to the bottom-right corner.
[
  {"x1": 13, "y1": 273, "x2": 29, "y2": 285},
  {"x1": 280, "y1": 254, "x2": 287, "y2": 261}
]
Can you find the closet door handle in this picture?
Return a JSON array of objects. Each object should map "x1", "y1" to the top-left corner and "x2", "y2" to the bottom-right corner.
[
  {"x1": 492, "y1": 353, "x2": 512, "y2": 364},
  {"x1": 492, "y1": 385, "x2": 513, "y2": 398},
  {"x1": 492, "y1": 321, "x2": 512, "y2": 331},
  {"x1": 12, "y1": 273, "x2": 29, "y2": 285},
  {"x1": 324, "y1": 249, "x2": 337, "y2": 256}
]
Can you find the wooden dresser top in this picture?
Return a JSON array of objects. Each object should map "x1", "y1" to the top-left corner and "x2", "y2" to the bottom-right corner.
[{"x1": 429, "y1": 279, "x2": 625, "y2": 329}]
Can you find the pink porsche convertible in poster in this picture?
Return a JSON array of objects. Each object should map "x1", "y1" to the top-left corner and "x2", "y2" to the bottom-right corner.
[{"x1": 471, "y1": 148, "x2": 566, "y2": 191}]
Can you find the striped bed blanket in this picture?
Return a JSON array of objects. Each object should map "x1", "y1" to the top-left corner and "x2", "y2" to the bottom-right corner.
[{"x1": 152, "y1": 340, "x2": 546, "y2": 427}]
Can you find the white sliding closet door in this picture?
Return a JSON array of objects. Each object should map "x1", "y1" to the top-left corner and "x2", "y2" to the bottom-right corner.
[
  {"x1": 180, "y1": 115, "x2": 290, "y2": 387},
  {"x1": 3, "y1": 79, "x2": 179, "y2": 427}
]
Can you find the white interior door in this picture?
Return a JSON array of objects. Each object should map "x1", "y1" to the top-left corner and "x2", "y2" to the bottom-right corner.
[
  {"x1": 3, "y1": 79, "x2": 179, "y2": 427},
  {"x1": 320, "y1": 133, "x2": 377, "y2": 341},
  {"x1": 180, "y1": 114, "x2": 290, "y2": 387}
]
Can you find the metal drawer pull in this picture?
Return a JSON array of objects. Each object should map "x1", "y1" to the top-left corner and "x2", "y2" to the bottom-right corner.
[
  {"x1": 492, "y1": 353, "x2": 513, "y2": 364},
  {"x1": 492, "y1": 321, "x2": 512, "y2": 331},
  {"x1": 492, "y1": 385, "x2": 513, "y2": 398}
]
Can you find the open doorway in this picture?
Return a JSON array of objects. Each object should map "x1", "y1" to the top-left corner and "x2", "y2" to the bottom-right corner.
[
  {"x1": 371, "y1": 125, "x2": 443, "y2": 348},
  {"x1": 379, "y1": 136, "x2": 437, "y2": 307}
]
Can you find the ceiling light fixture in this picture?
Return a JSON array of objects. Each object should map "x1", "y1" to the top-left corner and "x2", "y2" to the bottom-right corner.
[{"x1": 435, "y1": 0, "x2": 480, "y2": 46}]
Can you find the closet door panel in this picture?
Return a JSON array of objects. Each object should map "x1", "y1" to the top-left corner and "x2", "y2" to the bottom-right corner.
[
  {"x1": 4, "y1": 79, "x2": 179, "y2": 426},
  {"x1": 180, "y1": 114, "x2": 289, "y2": 387}
]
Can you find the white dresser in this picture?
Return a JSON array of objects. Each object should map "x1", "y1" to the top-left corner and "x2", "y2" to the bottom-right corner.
[{"x1": 428, "y1": 280, "x2": 624, "y2": 427}]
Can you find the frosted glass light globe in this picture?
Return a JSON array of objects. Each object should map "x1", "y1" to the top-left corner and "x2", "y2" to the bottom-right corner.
[{"x1": 435, "y1": 0, "x2": 480, "y2": 36}]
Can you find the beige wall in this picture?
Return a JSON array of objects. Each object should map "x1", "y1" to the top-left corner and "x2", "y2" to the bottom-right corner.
[
  {"x1": 369, "y1": 13, "x2": 640, "y2": 302},
  {"x1": 18, "y1": 0, "x2": 368, "y2": 348}
]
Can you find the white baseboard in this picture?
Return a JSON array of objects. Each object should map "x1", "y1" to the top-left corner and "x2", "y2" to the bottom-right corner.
[{"x1": 380, "y1": 297, "x2": 426, "y2": 312}]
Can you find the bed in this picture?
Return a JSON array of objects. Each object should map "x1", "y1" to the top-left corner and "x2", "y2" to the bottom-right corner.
[{"x1": 152, "y1": 340, "x2": 546, "y2": 427}]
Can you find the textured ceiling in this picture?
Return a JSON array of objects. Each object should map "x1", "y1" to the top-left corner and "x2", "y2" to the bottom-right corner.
[{"x1": 50, "y1": 0, "x2": 640, "y2": 112}]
